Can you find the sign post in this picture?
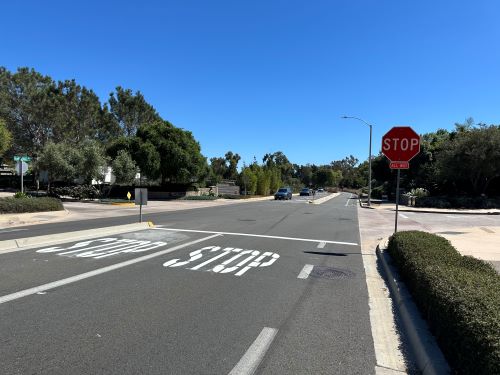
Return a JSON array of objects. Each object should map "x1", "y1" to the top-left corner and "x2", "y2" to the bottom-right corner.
[
  {"x1": 135, "y1": 188, "x2": 147, "y2": 223},
  {"x1": 15, "y1": 160, "x2": 29, "y2": 194},
  {"x1": 381, "y1": 126, "x2": 420, "y2": 233}
]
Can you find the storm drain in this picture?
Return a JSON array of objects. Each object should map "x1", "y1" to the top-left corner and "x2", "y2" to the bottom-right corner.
[{"x1": 309, "y1": 266, "x2": 355, "y2": 280}]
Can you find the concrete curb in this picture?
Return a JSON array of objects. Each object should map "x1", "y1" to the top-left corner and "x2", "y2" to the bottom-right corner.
[
  {"x1": 376, "y1": 239, "x2": 450, "y2": 375},
  {"x1": 0, "y1": 222, "x2": 154, "y2": 255},
  {"x1": 390, "y1": 208, "x2": 500, "y2": 215}
]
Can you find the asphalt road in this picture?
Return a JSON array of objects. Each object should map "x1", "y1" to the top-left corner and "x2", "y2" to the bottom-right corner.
[{"x1": 0, "y1": 193, "x2": 376, "y2": 374}]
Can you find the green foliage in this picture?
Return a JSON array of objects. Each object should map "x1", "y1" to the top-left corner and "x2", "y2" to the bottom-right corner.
[
  {"x1": 183, "y1": 195, "x2": 218, "y2": 200},
  {"x1": 50, "y1": 185, "x2": 101, "y2": 200},
  {"x1": 415, "y1": 196, "x2": 500, "y2": 209},
  {"x1": 408, "y1": 187, "x2": 429, "y2": 198},
  {"x1": 387, "y1": 231, "x2": 500, "y2": 374},
  {"x1": 14, "y1": 191, "x2": 29, "y2": 199},
  {"x1": 0, "y1": 197, "x2": 63, "y2": 213},
  {"x1": 135, "y1": 120, "x2": 207, "y2": 184},
  {"x1": 35, "y1": 142, "x2": 80, "y2": 188},
  {"x1": 435, "y1": 124, "x2": 500, "y2": 195},
  {"x1": 0, "y1": 118, "x2": 12, "y2": 156},
  {"x1": 79, "y1": 140, "x2": 108, "y2": 184},
  {"x1": 108, "y1": 86, "x2": 160, "y2": 137},
  {"x1": 111, "y1": 150, "x2": 137, "y2": 185}
]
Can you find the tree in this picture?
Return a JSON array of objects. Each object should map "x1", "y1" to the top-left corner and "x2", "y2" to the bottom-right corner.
[
  {"x1": 132, "y1": 140, "x2": 161, "y2": 181},
  {"x1": 111, "y1": 150, "x2": 137, "y2": 185},
  {"x1": 239, "y1": 165, "x2": 258, "y2": 194},
  {"x1": 35, "y1": 142, "x2": 80, "y2": 191},
  {"x1": 209, "y1": 157, "x2": 227, "y2": 184},
  {"x1": 108, "y1": 86, "x2": 160, "y2": 137},
  {"x1": 224, "y1": 151, "x2": 240, "y2": 180},
  {"x1": 135, "y1": 120, "x2": 207, "y2": 184},
  {"x1": 0, "y1": 67, "x2": 57, "y2": 156},
  {"x1": 0, "y1": 118, "x2": 12, "y2": 157},
  {"x1": 435, "y1": 125, "x2": 500, "y2": 195},
  {"x1": 79, "y1": 140, "x2": 108, "y2": 184}
]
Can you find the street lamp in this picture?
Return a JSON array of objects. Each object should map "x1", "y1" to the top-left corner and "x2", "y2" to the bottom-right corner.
[{"x1": 340, "y1": 115, "x2": 373, "y2": 207}]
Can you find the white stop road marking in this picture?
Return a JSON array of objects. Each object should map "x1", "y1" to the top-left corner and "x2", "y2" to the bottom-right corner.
[
  {"x1": 163, "y1": 246, "x2": 280, "y2": 277},
  {"x1": 36, "y1": 238, "x2": 167, "y2": 259}
]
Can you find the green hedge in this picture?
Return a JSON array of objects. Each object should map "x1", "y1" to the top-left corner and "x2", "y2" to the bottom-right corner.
[
  {"x1": 415, "y1": 196, "x2": 500, "y2": 209},
  {"x1": 182, "y1": 195, "x2": 218, "y2": 200},
  {"x1": 0, "y1": 197, "x2": 64, "y2": 214},
  {"x1": 387, "y1": 231, "x2": 500, "y2": 374}
]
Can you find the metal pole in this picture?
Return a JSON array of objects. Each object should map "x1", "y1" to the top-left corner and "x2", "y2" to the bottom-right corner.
[
  {"x1": 340, "y1": 116, "x2": 373, "y2": 206},
  {"x1": 395, "y1": 169, "x2": 400, "y2": 233},
  {"x1": 20, "y1": 162, "x2": 24, "y2": 194},
  {"x1": 368, "y1": 125, "x2": 372, "y2": 206},
  {"x1": 139, "y1": 172, "x2": 143, "y2": 223}
]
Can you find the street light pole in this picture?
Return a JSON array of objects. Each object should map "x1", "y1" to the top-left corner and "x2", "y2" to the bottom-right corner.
[{"x1": 341, "y1": 115, "x2": 373, "y2": 207}]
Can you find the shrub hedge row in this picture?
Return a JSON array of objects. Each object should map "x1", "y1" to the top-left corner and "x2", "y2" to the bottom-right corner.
[
  {"x1": 182, "y1": 195, "x2": 218, "y2": 200},
  {"x1": 0, "y1": 197, "x2": 64, "y2": 214},
  {"x1": 415, "y1": 196, "x2": 500, "y2": 209},
  {"x1": 387, "y1": 231, "x2": 500, "y2": 374}
]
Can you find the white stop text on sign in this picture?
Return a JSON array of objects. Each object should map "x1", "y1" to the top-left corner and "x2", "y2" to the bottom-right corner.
[
  {"x1": 382, "y1": 137, "x2": 419, "y2": 151},
  {"x1": 163, "y1": 246, "x2": 280, "y2": 277}
]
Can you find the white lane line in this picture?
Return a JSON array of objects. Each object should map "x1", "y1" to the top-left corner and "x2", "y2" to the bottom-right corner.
[
  {"x1": 228, "y1": 327, "x2": 278, "y2": 375},
  {"x1": 0, "y1": 228, "x2": 28, "y2": 234},
  {"x1": 345, "y1": 194, "x2": 353, "y2": 206},
  {"x1": 297, "y1": 264, "x2": 314, "y2": 279},
  {"x1": 398, "y1": 213, "x2": 409, "y2": 219},
  {"x1": 0, "y1": 234, "x2": 221, "y2": 305},
  {"x1": 153, "y1": 228, "x2": 358, "y2": 246},
  {"x1": 317, "y1": 241, "x2": 326, "y2": 249}
]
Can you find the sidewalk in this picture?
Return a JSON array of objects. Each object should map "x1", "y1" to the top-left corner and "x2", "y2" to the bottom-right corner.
[{"x1": 358, "y1": 203, "x2": 500, "y2": 272}]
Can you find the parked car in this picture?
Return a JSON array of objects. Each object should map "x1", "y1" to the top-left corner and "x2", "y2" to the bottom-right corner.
[
  {"x1": 316, "y1": 188, "x2": 324, "y2": 193},
  {"x1": 299, "y1": 188, "x2": 313, "y2": 196},
  {"x1": 274, "y1": 187, "x2": 292, "y2": 200}
]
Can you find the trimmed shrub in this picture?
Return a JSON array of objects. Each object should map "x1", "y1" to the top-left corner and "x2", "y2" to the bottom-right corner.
[
  {"x1": 0, "y1": 197, "x2": 64, "y2": 213},
  {"x1": 50, "y1": 185, "x2": 101, "y2": 200},
  {"x1": 415, "y1": 196, "x2": 500, "y2": 209},
  {"x1": 387, "y1": 231, "x2": 500, "y2": 374},
  {"x1": 182, "y1": 195, "x2": 218, "y2": 200}
]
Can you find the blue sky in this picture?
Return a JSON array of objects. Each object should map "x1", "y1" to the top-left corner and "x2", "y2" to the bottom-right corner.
[{"x1": 2, "y1": 1, "x2": 499, "y2": 166}]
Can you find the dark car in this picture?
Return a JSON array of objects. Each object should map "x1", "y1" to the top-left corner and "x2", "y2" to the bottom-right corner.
[
  {"x1": 299, "y1": 188, "x2": 313, "y2": 196},
  {"x1": 274, "y1": 187, "x2": 292, "y2": 200}
]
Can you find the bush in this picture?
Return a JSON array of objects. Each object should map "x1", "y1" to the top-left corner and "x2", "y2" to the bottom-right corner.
[
  {"x1": 14, "y1": 191, "x2": 29, "y2": 199},
  {"x1": 370, "y1": 186, "x2": 384, "y2": 199},
  {"x1": 415, "y1": 196, "x2": 500, "y2": 209},
  {"x1": 387, "y1": 231, "x2": 500, "y2": 374},
  {"x1": 50, "y1": 185, "x2": 101, "y2": 200},
  {"x1": 0, "y1": 197, "x2": 64, "y2": 213},
  {"x1": 182, "y1": 195, "x2": 218, "y2": 200}
]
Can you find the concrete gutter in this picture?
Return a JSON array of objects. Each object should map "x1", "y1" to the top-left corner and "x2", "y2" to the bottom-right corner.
[
  {"x1": 376, "y1": 239, "x2": 450, "y2": 375},
  {"x1": 0, "y1": 222, "x2": 154, "y2": 255}
]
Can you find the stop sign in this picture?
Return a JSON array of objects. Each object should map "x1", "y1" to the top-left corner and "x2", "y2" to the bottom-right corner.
[{"x1": 381, "y1": 126, "x2": 420, "y2": 162}]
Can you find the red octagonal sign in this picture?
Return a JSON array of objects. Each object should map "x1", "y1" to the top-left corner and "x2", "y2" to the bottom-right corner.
[{"x1": 381, "y1": 126, "x2": 420, "y2": 163}]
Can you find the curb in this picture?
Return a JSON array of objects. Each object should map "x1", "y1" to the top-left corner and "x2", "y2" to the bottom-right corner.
[
  {"x1": 376, "y1": 239, "x2": 450, "y2": 375},
  {"x1": 394, "y1": 208, "x2": 499, "y2": 215},
  {"x1": 0, "y1": 222, "x2": 154, "y2": 254}
]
